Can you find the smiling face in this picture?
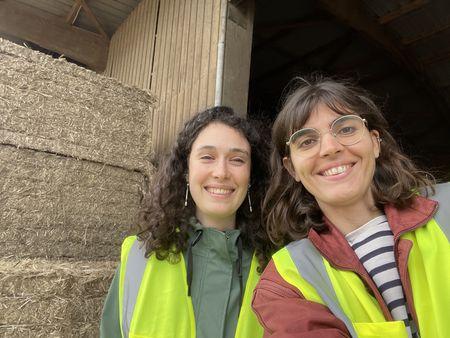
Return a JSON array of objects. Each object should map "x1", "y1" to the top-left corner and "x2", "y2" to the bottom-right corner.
[
  {"x1": 188, "y1": 122, "x2": 251, "y2": 230},
  {"x1": 283, "y1": 103, "x2": 380, "y2": 212}
]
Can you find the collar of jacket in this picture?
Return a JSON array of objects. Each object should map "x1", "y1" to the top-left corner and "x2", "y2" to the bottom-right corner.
[{"x1": 308, "y1": 195, "x2": 438, "y2": 271}]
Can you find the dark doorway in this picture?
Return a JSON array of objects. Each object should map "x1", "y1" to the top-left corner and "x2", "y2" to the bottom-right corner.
[{"x1": 248, "y1": 0, "x2": 450, "y2": 179}]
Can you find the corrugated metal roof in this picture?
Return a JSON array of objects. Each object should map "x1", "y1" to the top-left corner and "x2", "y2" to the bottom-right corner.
[{"x1": 14, "y1": 0, "x2": 141, "y2": 36}]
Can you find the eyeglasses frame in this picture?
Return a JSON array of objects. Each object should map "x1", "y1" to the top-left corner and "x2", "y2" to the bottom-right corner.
[{"x1": 285, "y1": 115, "x2": 368, "y2": 151}]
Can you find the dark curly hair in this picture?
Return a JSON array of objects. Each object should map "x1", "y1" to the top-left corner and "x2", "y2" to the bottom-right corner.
[
  {"x1": 264, "y1": 75, "x2": 434, "y2": 246},
  {"x1": 138, "y1": 106, "x2": 273, "y2": 269}
]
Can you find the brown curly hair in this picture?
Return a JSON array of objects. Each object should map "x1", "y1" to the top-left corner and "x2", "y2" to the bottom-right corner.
[
  {"x1": 264, "y1": 76, "x2": 434, "y2": 246},
  {"x1": 138, "y1": 106, "x2": 274, "y2": 269}
]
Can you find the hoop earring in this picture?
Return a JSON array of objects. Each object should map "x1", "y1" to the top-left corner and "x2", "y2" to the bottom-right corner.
[
  {"x1": 184, "y1": 182, "x2": 189, "y2": 207},
  {"x1": 247, "y1": 184, "x2": 252, "y2": 213}
]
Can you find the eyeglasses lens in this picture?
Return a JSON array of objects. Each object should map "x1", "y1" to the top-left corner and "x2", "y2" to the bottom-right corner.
[{"x1": 332, "y1": 115, "x2": 365, "y2": 146}]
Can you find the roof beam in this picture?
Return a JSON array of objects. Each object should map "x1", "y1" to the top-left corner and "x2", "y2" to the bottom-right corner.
[
  {"x1": 254, "y1": 32, "x2": 352, "y2": 83},
  {"x1": 318, "y1": 0, "x2": 422, "y2": 75},
  {"x1": 66, "y1": 1, "x2": 82, "y2": 24},
  {"x1": 421, "y1": 49, "x2": 450, "y2": 66},
  {"x1": 76, "y1": 0, "x2": 109, "y2": 40},
  {"x1": 402, "y1": 21, "x2": 450, "y2": 45},
  {"x1": 0, "y1": 0, "x2": 108, "y2": 71},
  {"x1": 378, "y1": 0, "x2": 428, "y2": 25}
]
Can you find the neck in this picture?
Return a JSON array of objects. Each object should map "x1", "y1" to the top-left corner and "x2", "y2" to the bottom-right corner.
[
  {"x1": 318, "y1": 199, "x2": 382, "y2": 235},
  {"x1": 195, "y1": 212, "x2": 236, "y2": 231}
]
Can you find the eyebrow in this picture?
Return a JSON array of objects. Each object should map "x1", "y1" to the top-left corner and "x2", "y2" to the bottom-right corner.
[{"x1": 195, "y1": 145, "x2": 250, "y2": 156}]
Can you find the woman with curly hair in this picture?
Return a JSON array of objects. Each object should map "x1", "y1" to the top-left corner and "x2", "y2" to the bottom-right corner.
[
  {"x1": 100, "y1": 106, "x2": 273, "y2": 338},
  {"x1": 251, "y1": 77, "x2": 450, "y2": 338}
]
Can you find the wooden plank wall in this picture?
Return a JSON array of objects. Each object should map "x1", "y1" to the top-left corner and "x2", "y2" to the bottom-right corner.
[
  {"x1": 104, "y1": 0, "x2": 158, "y2": 89},
  {"x1": 151, "y1": 0, "x2": 222, "y2": 152},
  {"x1": 105, "y1": 0, "x2": 223, "y2": 154}
]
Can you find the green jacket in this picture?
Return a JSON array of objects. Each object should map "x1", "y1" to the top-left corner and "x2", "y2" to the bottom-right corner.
[{"x1": 100, "y1": 223, "x2": 263, "y2": 338}]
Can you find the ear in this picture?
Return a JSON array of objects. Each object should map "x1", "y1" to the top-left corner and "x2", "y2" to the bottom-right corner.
[
  {"x1": 283, "y1": 156, "x2": 300, "y2": 182},
  {"x1": 370, "y1": 130, "x2": 381, "y2": 158}
]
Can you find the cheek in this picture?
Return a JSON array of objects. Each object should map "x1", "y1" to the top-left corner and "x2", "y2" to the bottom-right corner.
[
  {"x1": 236, "y1": 166, "x2": 251, "y2": 186},
  {"x1": 292, "y1": 159, "x2": 312, "y2": 182}
]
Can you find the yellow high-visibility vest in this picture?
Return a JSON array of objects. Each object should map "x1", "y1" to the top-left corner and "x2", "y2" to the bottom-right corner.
[
  {"x1": 118, "y1": 236, "x2": 264, "y2": 338},
  {"x1": 274, "y1": 183, "x2": 450, "y2": 338}
]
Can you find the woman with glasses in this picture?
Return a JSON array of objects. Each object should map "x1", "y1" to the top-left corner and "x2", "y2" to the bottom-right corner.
[
  {"x1": 251, "y1": 77, "x2": 450, "y2": 338},
  {"x1": 100, "y1": 106, "x2": 273, "y2": 338}
]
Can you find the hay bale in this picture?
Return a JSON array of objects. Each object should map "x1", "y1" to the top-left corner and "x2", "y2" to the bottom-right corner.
[
  {"x1": 0, "y1": 38, "x2": 156, "y2": 174},
  {"x1": 0, "y1": 258, "x2": 116, "y2": 337},
  {"x1": 0, "y1": 145, "x2": 148, "y2": 260}
]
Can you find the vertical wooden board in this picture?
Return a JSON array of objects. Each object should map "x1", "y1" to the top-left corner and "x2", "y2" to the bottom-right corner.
[
  {"x1": 118, "y1": 17, "x2": 127, "y2": 83},
  {"x1": 118, "y1": 20, "x2": 127, "y2": 82},
  {"x1": 168, "y1": 0, "x2": 185, "y2": 145},
  {"x1": 197, "y1": 0, "x2": 212, "y2": 110},
  {"x1": 125, "y1": 7, "x2": 136, "y2": 85},
  {"x1": 141, "y1": 0, "x2": 151, "y2": 89},
  {"x1": 189, "y1": 0, "x2": 204, "y2": 115},
  {"x1": 114, "y1": 25, "x2": 122, "y2": 80},
  {"x1": 111, "y1": 32, "x2": 119, "y2": 77},
  {"x1": 152, "y1": 0, "x2": 171, "y2": 152},
  {"x1": 104, "y1": 38, "x2": 113, "y2": 76},
  {"x1": 175, "y1": 1, "x2": 191, "y2": 134},
  {"x1": 143, "y1": 0, "x2": 157, "y2": 90},
  {"x1": 183, "y1": 0, "x2": 198, "y2": 124},
  {"x1": 130, "y1": 9, "x2": 139, "y2": 85},
  {"x1": 164, "y1": 0, "x2": 177, "y2": 149},
  {"x1": 149, "y1": 0, "x2": 162, "y2": 150},
  {"x1": 125, "y1": 11, "x2": 135, "y2": 84},
  {"x1": 137, "y1": 0, "x2": 149, "y2": 88},
  {"x1": 162, "y1": 0, "x2": 177, "y2": 149},
  {"x1": 104, "y1": 33, "x2": 115, "y2": 76},
  {"x1": 222, "y1": 0, "x2": 255, "y2": 116},
  {"x1": 133, "y1": 1, "x2": 145, "y2": 87},
  {"x1": 207, "y1": 0, "x2": 221, "y2": 106}
]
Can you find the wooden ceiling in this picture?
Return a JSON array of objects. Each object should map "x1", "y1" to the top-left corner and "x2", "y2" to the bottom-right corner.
[{"x1": 0, "y1": 0, "x2": 140, "y2": 71}]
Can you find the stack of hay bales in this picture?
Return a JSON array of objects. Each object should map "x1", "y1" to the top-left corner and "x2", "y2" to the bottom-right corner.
[{"x1": 0, "y1": 38, "x2": 156, "y2": 337}]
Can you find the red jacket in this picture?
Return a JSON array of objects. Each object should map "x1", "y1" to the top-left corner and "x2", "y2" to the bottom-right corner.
[{"x1": 252, "y1": 195, "x2": 438, "y2": 337}]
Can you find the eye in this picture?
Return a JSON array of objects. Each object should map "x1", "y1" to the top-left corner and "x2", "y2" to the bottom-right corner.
[
  {"x1": 294, "y1": 136, "x2": 318, "y2": 149},
  {"x1": 231, "y1": 157, "x2": 246, "y2": 165},
  {"x1": 337, "y1": 126, "x2": 356, "y2": 135},
  {"x1": 200, "y1": 154, "x2": 214, "y2": 161}
]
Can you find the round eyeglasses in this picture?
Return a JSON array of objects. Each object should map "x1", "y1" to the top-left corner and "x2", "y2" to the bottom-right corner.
[{"x1": 286, "y1": 115, "x2": 368, "y2": 158}]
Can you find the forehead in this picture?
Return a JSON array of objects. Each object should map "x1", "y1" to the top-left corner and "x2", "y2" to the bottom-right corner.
[
  {"x1": 191, "y1": 122, "x2": 250, "y2": 151},
  {"x1": 289, "y1": 101, "x2": 356, "y2": 134},
  {"x1": 303, "y1": 104, "x2": 347, "y2": 128}
]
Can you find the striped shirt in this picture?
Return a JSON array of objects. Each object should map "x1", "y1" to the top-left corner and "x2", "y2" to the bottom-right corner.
[{"x1": 345, "y1": 215, "x2": 418, "y2": 338}]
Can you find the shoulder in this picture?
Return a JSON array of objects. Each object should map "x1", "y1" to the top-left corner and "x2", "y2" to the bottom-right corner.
[
  {"x1": 431, "y1": 182, "x2": 450, "y2": 203},
  {"x1": 252, "y1": 260, "x2": 350, "y2": 337},
  {"x1": 120, "y1": 235, "x2": 144, "y2": 263},
  {"x1": 253, "y1": 259, "x2": 304, "y2": 303}
]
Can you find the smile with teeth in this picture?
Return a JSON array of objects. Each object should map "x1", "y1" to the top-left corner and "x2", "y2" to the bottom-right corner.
[
  {"x1": 205, "y1": 187, "x2": 234, "y2": 195},
  {"x1": 321, "y1": 164, "x2": 352, "y2": 176}
]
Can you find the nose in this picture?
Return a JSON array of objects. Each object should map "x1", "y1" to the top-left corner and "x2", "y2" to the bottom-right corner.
[
  {"x1": 318, "y1": 132, "x2": 343, "y2": 157},
  {"x1": 212, "y1": 158, "x2": 229, "y2": 179}
]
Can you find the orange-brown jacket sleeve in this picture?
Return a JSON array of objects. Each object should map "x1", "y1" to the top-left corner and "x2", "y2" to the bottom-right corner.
[{"x1": 252, "y1": 260, "x2": 351, "y2": 338}]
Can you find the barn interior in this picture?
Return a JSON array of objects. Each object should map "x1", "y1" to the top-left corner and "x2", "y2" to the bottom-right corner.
[
  {"x1": 248, "y1": 0, "x2": 450, "y2": 179},
  {"x1": 2, "y1": 0, "x2": 450, "y2": 177}
]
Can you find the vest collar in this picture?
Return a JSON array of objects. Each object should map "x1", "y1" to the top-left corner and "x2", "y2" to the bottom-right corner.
[{"x1": 308, "y1": 195, "x2": 437, "y2": 270}]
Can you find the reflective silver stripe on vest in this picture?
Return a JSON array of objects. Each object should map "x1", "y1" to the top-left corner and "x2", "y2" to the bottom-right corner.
[
  {"x1": 286, "y1": 240, "x2": 358, "y2": 338},
  {"x1": 432, "y1": 182, "x2": 450, "y2": 241},
  {"x1": 122, "y1": 240, "x2": 147, "y2": 338}
]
